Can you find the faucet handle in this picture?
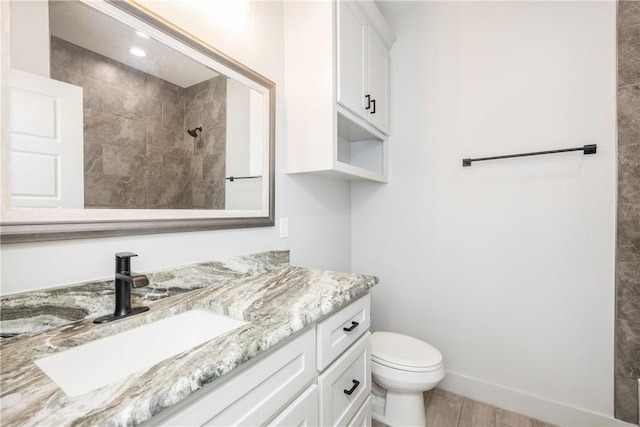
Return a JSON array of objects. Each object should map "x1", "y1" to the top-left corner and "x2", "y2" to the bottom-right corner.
[
  {"x1": 115, "y1": 252, "x2": 138, "y2": 260},
  {"x1": 115, "y1": 252, "x2": 138, "y2": 274}
]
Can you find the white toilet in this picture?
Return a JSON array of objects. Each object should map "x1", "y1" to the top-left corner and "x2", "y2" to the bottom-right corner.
[{"x1": 371, "y1": 331, "x2": 445, "y2": 427}]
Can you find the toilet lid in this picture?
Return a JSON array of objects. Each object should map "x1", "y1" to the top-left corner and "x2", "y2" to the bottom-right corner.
[{"x1": 372, "y1": 331, "x2": 443, "y2": 369}]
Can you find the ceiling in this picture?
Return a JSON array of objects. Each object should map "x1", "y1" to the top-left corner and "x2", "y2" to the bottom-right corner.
[{"x1": 48, "y1": 1, "x2": 218, "y2": 88}]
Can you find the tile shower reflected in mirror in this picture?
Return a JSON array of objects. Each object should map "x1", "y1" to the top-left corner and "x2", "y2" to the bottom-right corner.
[{"x1": 9, "y1": 0, "x2": 264, "y2": 211}]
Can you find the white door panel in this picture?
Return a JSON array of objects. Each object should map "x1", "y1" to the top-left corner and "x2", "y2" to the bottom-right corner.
[{"x1": 10, "y1": 69, "x2": 84, "y2": 208}]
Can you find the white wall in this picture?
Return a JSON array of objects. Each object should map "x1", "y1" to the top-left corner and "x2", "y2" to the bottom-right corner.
[
  {"x1": 0, "y1": 0, "x2": 352, "y2": 295},
  {"x1": 225, "y1": 79, "x2": 262, "y2": 210},
  {"x1": 352, "y1": 1, "x2": 618, "y2": 425},
  {"x1": 10, "y1": 0, "x2": 49, "y2": 77}
]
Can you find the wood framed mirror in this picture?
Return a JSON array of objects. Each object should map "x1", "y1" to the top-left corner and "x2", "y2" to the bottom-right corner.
[{"x1": 0, "y1": 0, "x2": 275, "y2": 243}]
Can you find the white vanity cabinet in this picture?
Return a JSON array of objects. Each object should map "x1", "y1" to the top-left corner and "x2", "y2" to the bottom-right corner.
[
  {"x1": 285, "y1": 0, "x2": 394, "y2": 183},
  {"x1": 145, "y1": 294, "x2": 372, "y2": 427}
]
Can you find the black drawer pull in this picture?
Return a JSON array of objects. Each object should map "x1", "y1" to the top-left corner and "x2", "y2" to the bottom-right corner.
[
  {"x1": 371, "y1": 99, "x2": 376, "y2": 114},
  {"x1": 365, "y1": 94, "x2": 371, "y2": 110},
  {"x1": 343, "y1": 321, "x2": 359, "y2": 332},
  {"x1": 344, "y1": 379, "x2": 360, "y2": 396}
]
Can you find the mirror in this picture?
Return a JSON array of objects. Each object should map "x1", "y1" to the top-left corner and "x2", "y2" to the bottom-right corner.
[{"x1": 1, "y1": 0, "x2": 275, "y2": 242}]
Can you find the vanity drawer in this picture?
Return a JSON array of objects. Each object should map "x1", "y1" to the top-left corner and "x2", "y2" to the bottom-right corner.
[
  {"x1": 347, "y1": 395, "x2": 372, "y2": 427},
  {"x1": 318, "y1": 332, "x2": 371, "y2": 427},
  {"x1": 148, "y1": 328, "x2": 316, "y2": 427},
  {"x1": 317, "y1": 294, "x2": 370, "y2": 371},
  {"x1": 269, "y1": 384, "x2": 319, "y2": 426}
]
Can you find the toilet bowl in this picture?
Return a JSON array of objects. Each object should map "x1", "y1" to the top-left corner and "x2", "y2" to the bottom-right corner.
[{"x1": 371, "y1": 331, "x2": 445, "y2": 427}]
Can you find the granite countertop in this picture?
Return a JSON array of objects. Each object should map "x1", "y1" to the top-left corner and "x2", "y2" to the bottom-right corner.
[{"x1": 0, "y1": 251, "x2": 379, "y2": 426}]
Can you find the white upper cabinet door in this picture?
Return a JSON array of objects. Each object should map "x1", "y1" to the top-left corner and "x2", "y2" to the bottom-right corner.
[
  {"x1": 337, "y1": 0, "x2": 368, "y2": 120},
  {"x1": 366, "y1": 28, "x2": 390, "y2": 134},
  {"x1": 9, "y1": 69, "x2": 84, "y2": 208}
]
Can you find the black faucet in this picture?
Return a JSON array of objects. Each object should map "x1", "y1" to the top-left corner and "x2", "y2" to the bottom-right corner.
[{"x1": 94, "y1": 252, "x2": 150, "y2": 324}]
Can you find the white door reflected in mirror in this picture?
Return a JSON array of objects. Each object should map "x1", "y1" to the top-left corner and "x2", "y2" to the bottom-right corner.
[{"x1": 10, "y1": 69, "x2": 84, "y2": 208}]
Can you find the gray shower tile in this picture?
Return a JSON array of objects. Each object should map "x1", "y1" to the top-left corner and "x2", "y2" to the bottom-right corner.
[
  {"x1": 195, "y1": 125, "x2": 227, "y2": 156},
  {"x1": 143, "y1": 98, "x2": 163, "y2": 126},
  {"x1": 183, "y1": 133, "x2": 195, "y2": 156},
  {"x1": 619, "y1": 85, "x2": 640, "y2": 145},
  {"x1": 82, "y1": 76, "x2": 151, "y2": 123},
  {"x1": 81, "y1": 49, "x2": 146, "y2": 94},
  {"x1": 192, "y1": 180, "x2": 225, "y2": 209},
  {"x1": 146, "y1": 127, "x2": 188, "y2": 156},
  {"x1": 203, "y1": 152, "x2": 226, "y2": 182},
  {"x1": 618, "y1": 167, "x2": 640, "y2": 205},
  {"x1": 102, "y1": 144, "x2": 145, "y2": 177},
  {"x1": 84, "y1": 174, "x2": 147, "y2": 208},
  {"x1": 615, "y1": 375, "x2": 639, "y2": 424},
  {"x1": 620, "y1": 1, "x2": 640, "y2": 28},
  {"x1": 458, "y1": 399, "x2": 496, "y2": 427},
  {"x1": 618, "y1": 142, "x2": 640, "y2": 204},
  {"x1": 197, "y1": 98, "x2": 226, "y2": 129},
  {"x1": 617, "y1": 262, "x2": 640, "y2": 321},
  {"x1": 102, "y1": 145, "x2": 162, "y2": 183},
  {"x1": 190, "y1": 155, "x2": 204, "y2": 180},
  {"x1": 182, "y1": 181, "x2": 194, "y2": 209},
  {"x1": 84, "y1": 110, "x2": 146, "y2": 151},
  {"x1": 185, "y1": 78, "x2": 216, "y2": 101},
  {"x1": 50, "y1": 37, "x2": 82, "y2": 84},
  {"x1": 147, "y1": 179, "x2": 186, "y2": 209},
  {"x1": 619, "y1": 24, "x2": 640, "y2": 87},
  {"x1": 162, "y1": 153, "x2": 189, "y2": 181},
  {"x1": 616, "y1": 317, "x2": 640, "y2": 377},
  {"x1": 185, "y1": 109, "x2": 204, "y2": 136},
  {"x1": 162, "y1": 100, "x2": 185, "y2": 130},
  {"x1": 84, "y1": 142, "x2": 103, "y2": 175},
  {"x1": 145, "y1": 74, "x2": 183, "y2": 103},
  {"x1": 617, "y1": 203, "x2": 640, "y2": 263}
]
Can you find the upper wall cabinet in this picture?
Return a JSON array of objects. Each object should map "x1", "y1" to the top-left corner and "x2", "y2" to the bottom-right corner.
[
  {"x1": 285, "y1": 0, "x2": 394, "y2": 183},
  {"x1": 337, "y1": 1, "x2": 390, "y2": 134}
]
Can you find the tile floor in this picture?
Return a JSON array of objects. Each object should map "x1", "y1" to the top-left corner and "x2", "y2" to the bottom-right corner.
[{"x1": 372, "y1": 388, "x2": 557, "y2": 427}]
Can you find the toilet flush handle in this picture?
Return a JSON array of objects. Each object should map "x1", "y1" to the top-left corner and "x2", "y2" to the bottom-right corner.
[{"x1": 343, "y1": 321, "x2": 359, "y2": 332}]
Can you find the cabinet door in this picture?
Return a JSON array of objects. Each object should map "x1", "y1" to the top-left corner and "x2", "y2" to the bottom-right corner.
[
  {"x1": 336, "y1": 0, "x2": 367, "y2": 120},
  {"x1": 366, "y1": 27, "x2": 390, "y2": 134},
  {"x1": 269, "y1": 385, "x2": 319, "y2": 426}
]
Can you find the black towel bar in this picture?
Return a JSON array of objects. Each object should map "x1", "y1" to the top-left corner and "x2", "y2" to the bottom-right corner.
[
  {"x1": 462, "y1": 144, "x2": 597, "y2": 167},
  {"x1": 225, "y1": 175, "x2": 262, "y2": 182}
]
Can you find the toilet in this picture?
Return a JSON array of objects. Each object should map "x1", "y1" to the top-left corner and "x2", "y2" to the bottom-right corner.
[{"x1": 371, "y1": 331, "x2": 445, "y2": 427}]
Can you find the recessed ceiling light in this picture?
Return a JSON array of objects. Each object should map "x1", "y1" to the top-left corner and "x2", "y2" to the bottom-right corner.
[
  {"x1": 136, "y1": 31, "x2": 150, "y2": 39},
  {"x1": 129, "y1": 47, "x2": 146, "y2": 57}
]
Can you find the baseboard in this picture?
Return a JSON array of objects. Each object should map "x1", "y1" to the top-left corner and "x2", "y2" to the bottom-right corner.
[{"x1": 439, "y1": 370, "x2": 637, "y2": 427}]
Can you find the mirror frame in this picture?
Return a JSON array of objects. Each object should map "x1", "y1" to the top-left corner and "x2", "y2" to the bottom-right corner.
[{"x1": 0, "y1": 0, "x2": 275, "y2": 244}]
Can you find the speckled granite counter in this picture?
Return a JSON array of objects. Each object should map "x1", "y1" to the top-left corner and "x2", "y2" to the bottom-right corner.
[
  {"x1": 0, "y1": 251, "x2": 378, "y2": 426},
  {"x1": 0, "y1": 251, "x2": 289, "y2": 338}
]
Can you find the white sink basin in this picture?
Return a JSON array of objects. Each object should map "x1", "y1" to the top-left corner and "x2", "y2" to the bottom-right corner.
[{"x1": 35, "y1": 309, "x2": 247, "y2": 397}]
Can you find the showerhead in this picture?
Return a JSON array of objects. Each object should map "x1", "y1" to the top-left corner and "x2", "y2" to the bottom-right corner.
[{"x1": 187, "y1": 127, "x2": 203, "y2": 138}]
